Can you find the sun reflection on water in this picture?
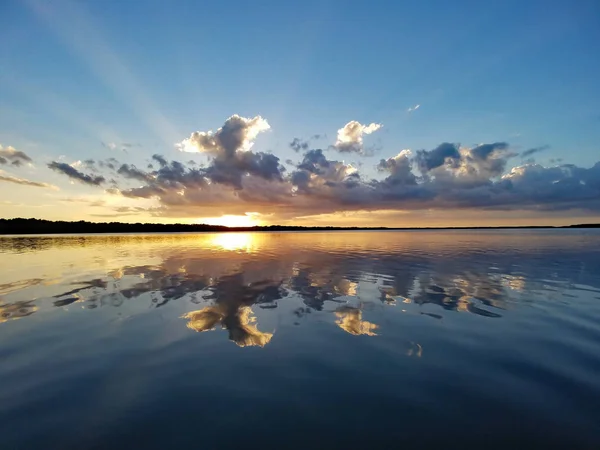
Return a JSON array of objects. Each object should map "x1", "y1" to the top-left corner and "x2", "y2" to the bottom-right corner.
[
  {"x1": 209, "y1": 233, "x2": 256, "y2": 252},
  {"x1": 1, "y1": 230, "x2": 594, "y2": 350}
]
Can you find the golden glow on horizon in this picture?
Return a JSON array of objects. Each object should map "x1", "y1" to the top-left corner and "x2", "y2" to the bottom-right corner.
[{"x1": 202, "y1": 214, "x2": 260, "y2": 228}]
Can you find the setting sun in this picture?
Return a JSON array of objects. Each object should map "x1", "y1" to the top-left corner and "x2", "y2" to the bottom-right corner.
[{"x1": 201, "y1": 214, "x2": 260, "y2": 228}]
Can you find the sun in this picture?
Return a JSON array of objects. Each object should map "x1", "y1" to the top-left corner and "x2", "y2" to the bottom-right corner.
[{"x1": 201, "y1": 214, "x2": 260, "y2": 228}]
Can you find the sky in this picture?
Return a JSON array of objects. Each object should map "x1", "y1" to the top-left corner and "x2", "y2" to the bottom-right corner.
[{"x1": 1, "y1": 0, "x2": 599, "y2": 227}]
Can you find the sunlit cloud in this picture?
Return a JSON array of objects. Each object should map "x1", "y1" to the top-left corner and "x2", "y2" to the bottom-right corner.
[
  {"x1": 0, "y1": 172, "x2": 58, "y2": 190},
  {"x1": 9, "y1": 112, "x2": 600, "y2": 224},
  {"x1": 0, "y1": 145, "x2": 33, "y2": 165},
  {"x1": 332, "y1": 120, "x2": 383, "y2": 154}
]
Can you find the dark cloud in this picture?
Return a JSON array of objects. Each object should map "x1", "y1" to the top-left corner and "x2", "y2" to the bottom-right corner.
[
  {"x1": 377, "y1": 150, "x2": 417, "y2": 186},
  {"x1": 117, "y1": 164, "x2": 153, "y2": 182},
  {"x1": 470, "y1": 142, "x2": 509, "y2": 160},
  {"x1": 51, "y1": 115, "x2": 597, "y2": 219},
  {"x1": 0, "y1": 145, "x2": 33, "y2": 164},
  {"x1": 152, "y1": 154, "x2": 168, "y2": 167},
  {"x1": 289, "y1": 138, "x2": 309, "y2": 152},
  {"x1": 297, "y1": 149, "x2": 330, "y2": 174},
  {"x1": 177, "y1": 115, "x2": 284, "y2": 189},
  {"x1": 521, "y1": 145, "x2": 550, "y2": 158},
  {"x1": 48, "y1": 161, "x2": 105, "y2": 186},
  {"x1": 415, "y1": 142, "x2": 460, "y2": 172},
  {"x1": 97, "y1": 157, "x2": 120, "y2": 170},
  {"x1": 103, "y1": 140, "x2": 600, "y2": 219}
]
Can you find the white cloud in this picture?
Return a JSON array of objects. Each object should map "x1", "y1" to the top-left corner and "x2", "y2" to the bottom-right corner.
[
  {"x1": 333, "y1": 120, "x2": 383, "y2": 154},
  {"x1": 407, "y1": 104, "x2": 420, "y2": 113},
  {"x1": 177, "y1": 115, "x2": 270, "y2": 156}
]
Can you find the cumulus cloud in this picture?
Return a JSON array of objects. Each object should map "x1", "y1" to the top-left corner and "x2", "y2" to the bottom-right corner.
[
  {"x1": 178, "y1": 115, "x2": 270, "y2": 156},
  {"x1": 0, "y1": 145, "x2": 33, "y2": 165},
  {"x1": 48, "y1": 161, "x2": 106, "y2": 186},
  {"x1": 175, "y1": 115, "x2": 282, "y2": 189},
  {"x1": 45, "y1": 114, "x2": 600, "y2": 220},
  {"x1": 415, "y1": 142, "x2": 461, "y2": 173},
  {"x1": 332, "y1": 120, "x2": 382, "y2": 154},
  {"x1": 0, "y1": 172, "x2": 57, "y2": 189},
  {"x1": 377, "y1": 150, "x2": 417, "y2": 186}
]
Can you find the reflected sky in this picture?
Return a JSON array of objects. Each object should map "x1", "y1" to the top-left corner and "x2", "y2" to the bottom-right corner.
[
  {"x1": 2, "y1": 230, "x2": 600, "y2": 448},
  {"x1": 2, "y1": 230, "x2": 600, "y2": 347}
]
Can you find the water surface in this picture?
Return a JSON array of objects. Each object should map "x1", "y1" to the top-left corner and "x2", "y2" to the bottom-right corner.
[{"x1": 1, "y1": 230, "x2": 600, "y2": 448}]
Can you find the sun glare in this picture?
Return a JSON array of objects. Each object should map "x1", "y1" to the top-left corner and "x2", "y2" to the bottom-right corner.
[
  {"x1": 210, "y1": 233, "x2": 256, "y2": 252},
  {"x1": 202, "y1": 214, "x2": 260, "y2": 228}
]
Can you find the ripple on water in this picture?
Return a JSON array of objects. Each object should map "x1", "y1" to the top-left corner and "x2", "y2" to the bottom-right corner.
[{"x1": 0, "y1": 230, "x2": 600, "y2": 448}]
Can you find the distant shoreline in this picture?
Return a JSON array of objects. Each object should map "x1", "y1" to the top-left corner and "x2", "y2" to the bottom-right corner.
[{"x1": 1, "y1": 218, "x2": 599, "y2": 235}]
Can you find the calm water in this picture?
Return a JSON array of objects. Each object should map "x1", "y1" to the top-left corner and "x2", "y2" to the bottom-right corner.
[{"x1": 1, "y1": 230, "x2": 600, "y2": 449}]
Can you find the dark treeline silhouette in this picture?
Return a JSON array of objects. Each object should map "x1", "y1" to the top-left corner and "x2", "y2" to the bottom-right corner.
[{"x1": 0, "y1": 218, "x2": 599, "y2": 235}]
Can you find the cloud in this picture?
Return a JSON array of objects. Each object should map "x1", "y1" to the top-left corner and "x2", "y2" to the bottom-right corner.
[
  {"x1": 46, "y1": 114, "x2": 600, "y2": 220},
  {"x1": 377, "y1": 150, "x2": 417, "y2": 186},
  {"x1": 102, "y1": 141, "x2": 136, "y2": 152},
  {"x1": 176, "y1": 115, "x2": 282, "y2": 189},
  {"x1": 332, "y1": 120, "x2": 383, "y2": 154},
  {"x1": 521, "y1": 145, "x2": 550, "y2": 158},
  {"x1": 289, "y1": 137, "x2": 309, "y2": 152},
  {"x1": 415, "y1": 142, "x2": 461, "y2": 172},
  {"x1": 0, "y1": 145, "x2": 33, "y2": 164},
  {"x1": 407, "y1": 104, "x2": 420, "y2": 113},
  {"x1": 48, "y1": 161, "x2": 106, "y2": 186},
  {"x1": 0, "y1": 172, "x2": 58, "y2": 189},
  {"x1": 152, "y1": 154, "x2": 168, "y2": 167},
  {"x1": 178, "y1": 114, "x2": 270, "y2": 156},
  {"x1": 117, "y1": 163, "x2": 154, "y2": 182}
]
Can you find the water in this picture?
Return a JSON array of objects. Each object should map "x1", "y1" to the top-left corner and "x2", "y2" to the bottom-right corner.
[{"x1": 1, "y1": 230, "x2": 600, "y2": 449}]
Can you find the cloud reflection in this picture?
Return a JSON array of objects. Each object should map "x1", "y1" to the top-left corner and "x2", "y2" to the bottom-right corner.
[
  {"x1": 334, "y1": 306, "x2": 378, "y2": 336},
  {"x1": 1, "y1": 232, "x2": 598, "y2": 348},
  {"x1": 183, "y1": 305, "x2": 273, "y2": 347}
]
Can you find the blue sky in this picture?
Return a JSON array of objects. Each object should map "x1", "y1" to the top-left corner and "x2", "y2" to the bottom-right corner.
[{"x1": 1, "y1": 0, "x2": 599, "y2": 226}]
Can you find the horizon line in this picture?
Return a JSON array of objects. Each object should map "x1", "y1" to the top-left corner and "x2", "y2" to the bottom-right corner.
[{"x1": 1, "y1": 217, "x2": 599, "y2": 235}]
